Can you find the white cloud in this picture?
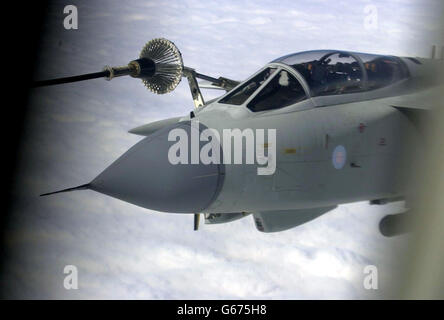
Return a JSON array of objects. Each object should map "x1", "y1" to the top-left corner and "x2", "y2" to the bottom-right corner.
[{"x1": 1, "y1": 0, "x2": 439, "y2": 299}]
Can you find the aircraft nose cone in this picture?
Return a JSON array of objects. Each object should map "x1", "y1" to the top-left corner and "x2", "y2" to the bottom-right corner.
[{"x1": 90, "y1": 121, "x2": 225, "y2": 213}]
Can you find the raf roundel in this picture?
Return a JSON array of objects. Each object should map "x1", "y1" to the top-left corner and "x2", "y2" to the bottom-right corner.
[{"x1": 332, "y1": 145, "x2": 347, "y2": 169}]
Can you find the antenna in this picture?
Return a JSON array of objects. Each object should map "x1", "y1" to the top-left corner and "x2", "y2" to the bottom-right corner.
[{"x1": 431, "y1": 45, "x2": 437, "y2": 59}]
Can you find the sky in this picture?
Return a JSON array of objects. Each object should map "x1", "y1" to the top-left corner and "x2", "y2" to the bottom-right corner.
[{"x1": 1, "y1": 0, "x2": 442, "y2": 299}]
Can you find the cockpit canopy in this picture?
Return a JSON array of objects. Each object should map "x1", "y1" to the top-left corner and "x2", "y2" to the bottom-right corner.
[
  {"x1": 219, "y1": 50, "x2": 410, "y2": 112},
  {"x1": 273, "y1": 50, "x2": 409, "y2": 96}
]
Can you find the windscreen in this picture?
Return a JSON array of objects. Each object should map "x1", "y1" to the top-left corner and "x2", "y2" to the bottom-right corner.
[
  {"x1": 219, "y1": 68, "x2": 276, "y2": 105},
  {"x1": 247, "y1": 70, "x2": 307, "y2": 112}
]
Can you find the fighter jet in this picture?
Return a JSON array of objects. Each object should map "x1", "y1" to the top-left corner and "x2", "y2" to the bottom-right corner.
[{"x1": 36, "y1": 38, "x2": 444, "y2": 235}]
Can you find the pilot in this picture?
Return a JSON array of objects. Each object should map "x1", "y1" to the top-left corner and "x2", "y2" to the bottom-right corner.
[
  {"x1": 365, "y1": 61, "x2": 379, "y2": 89},
  {"x1": 278, "y1": 70, "x2": 290, "y2": 87},
  {"x1": 309, "y1": 60, "x2": 328, "y2": 94}
]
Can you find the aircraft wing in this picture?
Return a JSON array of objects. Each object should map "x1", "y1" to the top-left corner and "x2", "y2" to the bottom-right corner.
[
  {"x1": 378, "y1": 84, "x2": 444, "y2": 111},
  {"x1": 252, "y1": 206, "x2": 336, "y2": 233}
]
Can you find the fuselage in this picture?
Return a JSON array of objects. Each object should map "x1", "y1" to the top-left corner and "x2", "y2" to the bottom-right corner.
[
  {"x1": 183, "y1": 50, "x2": 439, "y2": 213},
  {"x1": 197, "y1": 98, "x2": 417, "y2": 213},
  {"x1": 92, "y1": 50, "x2": 443, "y2": 217}
]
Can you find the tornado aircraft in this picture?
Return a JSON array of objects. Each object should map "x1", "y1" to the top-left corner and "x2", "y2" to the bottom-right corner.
[{"x1": 36, "y1": 38, "x2": 444, "y2": 235}]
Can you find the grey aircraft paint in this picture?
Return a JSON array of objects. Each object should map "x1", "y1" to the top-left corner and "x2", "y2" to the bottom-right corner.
[
  {"x1": 42, "y1": 48, "x2": 444, "y2": 234},
  {"x1": 91, "y1": 121, "x2": 225, "y2": 213}
]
